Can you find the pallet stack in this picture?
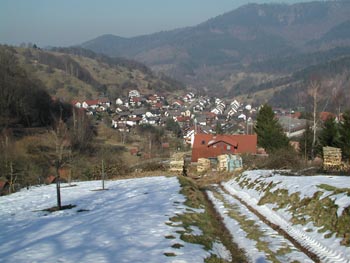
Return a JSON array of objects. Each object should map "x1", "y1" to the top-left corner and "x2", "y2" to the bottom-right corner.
[
  {"x1": 197, "y1": 158, "x2": 211, "y2": 172},
  {"x1": 323, "y1": 147, "x2": 342, "y2": 171},
  {"x1": 217, "y1": 154, "x2": 229, "y2": 172},
  {"x1": 169, "y1": 153, "x2": 185, "y2": 172}
]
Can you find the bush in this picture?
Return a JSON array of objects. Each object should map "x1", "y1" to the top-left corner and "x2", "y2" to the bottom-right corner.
[{"x1": 242, "y1": 148, "x2": 303, "y2": 171}]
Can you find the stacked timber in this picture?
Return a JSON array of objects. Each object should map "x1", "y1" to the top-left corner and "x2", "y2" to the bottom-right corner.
[
  {"x1": 217, "y1": 155, "x2": 229, "y2": 172},
  {"x1": 197, "y1": 158, "x2": 211, "y2": 172},
  {"x1": 323, "y1": 147, "x2": 342, "y2": 171},
  {"x1": 169, "y1": 153, "x2": 185, "y2": 172}
]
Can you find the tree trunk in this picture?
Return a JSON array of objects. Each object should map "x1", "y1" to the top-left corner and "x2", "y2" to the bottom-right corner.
[
  {"x1": 56, "y1": 162, "x2": 62, "y2": 209},
  {"x1": 311, "y1": 81, "x2": 319, "y2": 159}
]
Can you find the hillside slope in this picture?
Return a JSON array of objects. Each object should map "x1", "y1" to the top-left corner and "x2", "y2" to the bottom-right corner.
[{"x1": 14, "y1": 46, "x2": 185, "y2": 102}]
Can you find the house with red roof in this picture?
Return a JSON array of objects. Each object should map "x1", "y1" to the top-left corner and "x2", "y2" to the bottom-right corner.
[
  {"x1": 82, "y1": 100, "x2": 99, "y2": 109},
  {"x1": 191, "y1": 133, "x2": 257, "y2": 162},
  {"x1": 319, "y1": 112, "x2": 336, "y2": 122},
  {"x1": 71, "y1": 100, "x2": 82, "y2": 108}
]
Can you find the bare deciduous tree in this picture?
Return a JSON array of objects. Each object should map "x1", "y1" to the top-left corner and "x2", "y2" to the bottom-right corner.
[
  {"x1": 51, "y1": 118, "x2": 71, "y2": 209},
  {"x1": 308, "y1": 78, "x2": 321, "y2": 159}
]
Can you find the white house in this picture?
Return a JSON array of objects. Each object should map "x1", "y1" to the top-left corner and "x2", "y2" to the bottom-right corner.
[{"x1": 129, "y1": 90, "x2": 140, "y2": 98}]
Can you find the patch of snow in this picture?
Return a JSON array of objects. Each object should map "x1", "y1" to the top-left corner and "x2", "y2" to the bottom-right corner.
[
  {"x1": 0, "y1": 177, "x2": 209, "y2": 263},
  {"x1": 223, "y1": 171, "x2": 350, "y2": 262},
  {"x1": 332, "y1": 193, "x2": 350, "y2": 217},
  {"x1": 189, "y1": 225, "x2": 203, "y2": 236},
  {"x1": 210, "y1": 241, "x2": 232, "y2": 261}
]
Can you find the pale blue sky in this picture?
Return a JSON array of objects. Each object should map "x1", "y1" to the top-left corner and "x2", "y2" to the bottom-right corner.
[{"x1": 0, "y1": 0, "x2": 311, "y2": 47}]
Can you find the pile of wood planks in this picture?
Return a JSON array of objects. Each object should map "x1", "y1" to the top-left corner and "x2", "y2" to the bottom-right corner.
[
  {"x1": 169, "y1": 153, "x2": 185, "y2": 172},
  {"x1": 323, "y1": 147, "x2": 342, "y2": 171},
  {"x1": 197, "y1": 158, "x2": 211, "y2": 172},
  {"x1": 217, "y1": 154, "x2": 229, "y2": 172}
]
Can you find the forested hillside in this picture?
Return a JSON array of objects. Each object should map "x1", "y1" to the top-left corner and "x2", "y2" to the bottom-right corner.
[
  {"x1": 0, "y1": 44, "x2": 184, "y2": 193},
  {"x1": 8, "y1": 46, "x2": 184, "y2": 103},
  {"x1": 0, "y1": 46, "x2": 71, "y2": 129},
  {"x1": 80, "y1": 1, "x2": 350, "y2": 107}
]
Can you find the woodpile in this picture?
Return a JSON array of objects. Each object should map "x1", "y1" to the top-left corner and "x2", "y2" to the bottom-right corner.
[
  {"x1": 169, "y1": 153, "x2": 185, "y2": 172},
  {"x1": 197, "y1": 158, "x2": 211, "y2": 172},
  {"x1": 323, "y1": 147, "x2": 342, "y2": 171},
  {"x1": 217, "y1": 154, "x2": 229, "y2": 172}
]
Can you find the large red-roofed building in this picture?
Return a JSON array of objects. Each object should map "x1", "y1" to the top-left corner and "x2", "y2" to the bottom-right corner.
[{"x1": 191, "y1": 134, "x2": 257, "y2": 162}]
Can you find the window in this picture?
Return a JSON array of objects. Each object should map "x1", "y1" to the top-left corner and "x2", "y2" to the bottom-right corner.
[
  {"x1": 227, "y1": 145, "x2": 231, "y2": 151},
  {"x1": 201, "y1": 140, "x2": 205, "y2": 145}
]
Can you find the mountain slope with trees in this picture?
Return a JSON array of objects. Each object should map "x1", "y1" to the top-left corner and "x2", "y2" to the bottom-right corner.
[
  {"x1": 81, "y1": 0, "x2": 350, "y2": 99},
  {"x1": 10, "y1": 46, "x2": 185, "y2": 102}
]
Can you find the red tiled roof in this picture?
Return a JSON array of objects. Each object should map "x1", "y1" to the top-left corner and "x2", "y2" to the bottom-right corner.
[
  {"x1": 205, "y1": 112, "x2": 217, "y2": 118},
  {"x1": 176, "y1": 116, "x2": 190, "y2": 122},
  {"x1": 292, "y1": 112, "x2": 302, "y2": 119},
  {"x1": 162, "y1": 142, "x2": 170, "y2": 148},
  {"x1": 191, "y1": 133, "x2": 257, "y2": 162},
  {"x1": 154, "y1": 102, "x2": 163, "y2": 109},
  {"x1": 131, "y1": 97, "x2": 141, "y2": 103},
  {"x1": 319, "y1": 112, "x2": 336, "y2": 122},
  {"x1": 173, "y1": 100, "x2": 184, "y2": 105},
  {"x1": 98, "y1": 98, "x2": 109, "y2": 103},
  {"x1": 84, "y1": 100, "x2": 99, "y2": 106}
]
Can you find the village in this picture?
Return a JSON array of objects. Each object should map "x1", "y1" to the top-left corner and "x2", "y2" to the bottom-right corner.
[
  {"x1": 71, "y1": 89, "x2": 315, "y2": 141},
  {"x1": 68, "y1": 90, "x2": 326, "y2": 171}
]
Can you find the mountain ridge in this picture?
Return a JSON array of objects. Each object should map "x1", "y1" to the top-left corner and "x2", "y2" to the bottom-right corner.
[{"x1": 80, "y1": 1, "x2": 350, "y2": 95}]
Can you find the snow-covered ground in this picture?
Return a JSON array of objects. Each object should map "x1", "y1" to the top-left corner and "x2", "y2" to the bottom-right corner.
[
  {"x1": 0, "y1": 176, "x2": 210, "y2": 263},
  {"x1": 212, "y1": 170, "x2": 350, "y2": 263},
  {"x1": 207, "y1": 188, "x2": 314, "y2": 263},
  {"x1": 2, "y1": 172, "x2": 349, "y2": 263}
]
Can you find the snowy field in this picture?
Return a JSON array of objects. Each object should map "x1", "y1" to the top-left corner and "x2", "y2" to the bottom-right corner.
[
  {"x1": 214, "y1": 170, "x2": 350, "y2": 263},
  {"x1": 0, "y1": 176, "x2": 209, "y2": 263}
]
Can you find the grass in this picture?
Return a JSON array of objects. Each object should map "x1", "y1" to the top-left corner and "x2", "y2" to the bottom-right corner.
[{"x1": 317, "y1": 184, "x2": 350, "y2": 195}]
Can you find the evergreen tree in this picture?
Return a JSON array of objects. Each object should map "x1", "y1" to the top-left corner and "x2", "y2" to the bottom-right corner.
[
  {"x1": 215, "y1": 121, "x2": 224, "y2": 135},
  {"x1": 299, "y1": 122, "x2": 313, "y2": 160},
  {"x1": 165, "y1": 118, "x2": 182, "y2": 138},
  {"x1": 339, "y1": 110, "x2": 350, "y2": 161},
  {"x1": 318, "y1": 116, "x2": 339, "y2": 150},
  {"x1": 254, "y1": 104, "x2": 289, "y2": 152}
]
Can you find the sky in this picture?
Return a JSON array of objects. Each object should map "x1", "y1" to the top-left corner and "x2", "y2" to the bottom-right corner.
[{"x1": 0, "y1": 0, "x2": 311, "y2": 47}]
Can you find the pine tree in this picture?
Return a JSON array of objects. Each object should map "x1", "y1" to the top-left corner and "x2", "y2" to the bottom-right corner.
[
  {"x1": 254, "y1": 104, "x2": 289, "y2": 152},
  {"x1": 318, "y1": 116, "x2": 339, "y2": 150},
  {"x1": 339, "y1": 110, "x2": 350, "y2": 161}
]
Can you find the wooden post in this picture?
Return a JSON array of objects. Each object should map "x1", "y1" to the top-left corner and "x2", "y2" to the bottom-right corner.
[{"x1": 102, "y1": 159, "x2": 105, "y2": 190}]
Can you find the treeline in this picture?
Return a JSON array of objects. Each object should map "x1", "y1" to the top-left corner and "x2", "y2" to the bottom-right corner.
[
  {"x1": 23, "y1": 48, "x2": 98, "y2": 86},
  {"x1": 0, "y1": 46, "x2": 71, "y2": 128},
  {"x1": 248, "y1": 47, "x2": 350, "y2": 74},
  {"x1": 0, "y1": 45, "x2": 101, "y2": 194},
  {"x1": 50, "y1": 46, "x2": 153, "y2": 75}
]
